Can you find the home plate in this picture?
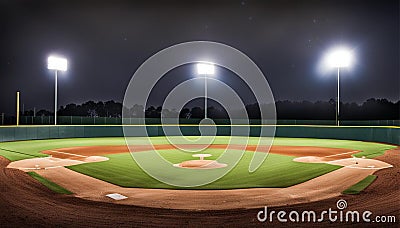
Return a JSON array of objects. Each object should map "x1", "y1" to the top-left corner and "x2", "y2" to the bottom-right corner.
[{"x1": 106, "y1": 193, "x2": 128, "y2": 200}]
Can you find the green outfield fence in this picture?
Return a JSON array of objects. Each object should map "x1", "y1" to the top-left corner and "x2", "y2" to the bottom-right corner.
[
  {"x1": 8, "y1": 116, "x2": 400, "y2": 126},
  {"x1": 0, "y1": 125, "x2": 398, "y2": 145}
]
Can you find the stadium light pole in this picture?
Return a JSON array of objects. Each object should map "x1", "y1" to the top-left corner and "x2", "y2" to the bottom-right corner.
[
  {"x1": 325, "y1": 48, "x2": 353, "y2": 126},
  {"x1": 47, "y1": 56, "x2": 68, "y2": 125},
  {"x1": 196, "y1": 63, "x2": 215, "y2": 119}
]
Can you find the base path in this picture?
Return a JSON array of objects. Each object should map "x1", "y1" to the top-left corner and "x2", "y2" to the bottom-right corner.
[{"x1": 7, "y1": 144, "x2": 393, "y2": 210}]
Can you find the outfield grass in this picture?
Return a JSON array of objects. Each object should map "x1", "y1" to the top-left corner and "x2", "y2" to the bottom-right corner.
[
  {"x1": 0, "y1": 137, "x2": 128, "y2": 161},
  {"x1": 0, "y1": 136, "x2": 395, "y2": 161},
  {"x1": 342, "y1": 175, "x2": 377, "y2": 195},
  {"x1": 0, "y1": 136, "x2": 395, "y2": 189},
  {"x1": 27, "y1": 172, "x2": 73, "y2": 194}
]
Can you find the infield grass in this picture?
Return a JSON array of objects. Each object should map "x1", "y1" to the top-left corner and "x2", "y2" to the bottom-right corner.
[{"x1": 67, "y1": 149, "x2": 341, "y2": 189}]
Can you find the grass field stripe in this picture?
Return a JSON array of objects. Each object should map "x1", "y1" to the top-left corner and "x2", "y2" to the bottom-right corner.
[
  {"x1": 324, "y1": 150, "x2": 359, "y2": 158},
  {"x1": 0, "y1": 147, "x2": 39, "y2": 157},
  {"x1": 342, "y1": 175, "x2": 377, "y2": 195},
  {"x1": 49, "y1": 150, "x2": 88, "y2": 158}
]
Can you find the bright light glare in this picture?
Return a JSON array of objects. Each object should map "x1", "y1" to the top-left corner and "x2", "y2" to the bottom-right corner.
[
  {"x1": 47, "y1": 56, "x2": 68, "y2": 71},
  {"x1": 197, "y1": 63, "x2": 215, "y2": 75},
  {"x1": 326, "y1": 48, "x2": 353, "y2": 68}
]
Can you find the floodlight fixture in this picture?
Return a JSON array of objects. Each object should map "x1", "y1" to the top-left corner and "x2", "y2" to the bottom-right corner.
[
  {"x1": 323, "y1": 47, "x2": 354, "y2": 126},
  {"x1": 197, "y1": 63, "x2": 215, "y2": 75},
  {"x1": 196, "y1": 62, "x2": 215, "y2": 119},
  {"x1": 47, "y1": 55, "x2": 68, "y2": 125},
  {"x1": 47, "y1": 56, "x2": 68, "y2": 71},
  {"x1": 326, "y1": 48, "x2": 353, "y2": 68}
]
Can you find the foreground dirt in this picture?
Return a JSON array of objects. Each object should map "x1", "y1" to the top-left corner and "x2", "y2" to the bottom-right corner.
[{"x1": 0, "y1": 148, "x2": 398, "y2": 227}]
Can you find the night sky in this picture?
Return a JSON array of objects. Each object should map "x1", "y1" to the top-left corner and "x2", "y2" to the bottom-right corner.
[{"x1": 1, "y1": 0, "x2": 399, "y2": 115}]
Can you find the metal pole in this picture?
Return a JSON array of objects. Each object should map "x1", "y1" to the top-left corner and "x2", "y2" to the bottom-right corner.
[
  {"x1": 1, "y1": 113, "x2": 4, "y2": 125},
  {"x1": 337, "y1": 67, "x2": 340, "y2": 126},
  {"x1": 55, "y1": 70, "x2": 58, "y2": 125},
  {"x1": 16, "y1": 91, "x2": 20, "y2": 126},
  {"x1": 204, "y1": 75, "x2": 207, "y2": 119}
]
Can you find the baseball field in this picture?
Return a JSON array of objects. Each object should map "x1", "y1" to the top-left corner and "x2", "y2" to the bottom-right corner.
[
  {"x1": 0, "y1": 125, "x2": 398, "y2": 226},
  {"x1": 0, "y1": 135, "x2": 396, "y2": 210}
]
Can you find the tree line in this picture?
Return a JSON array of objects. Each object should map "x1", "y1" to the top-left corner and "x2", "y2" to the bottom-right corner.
[{"x1": 23, "y1": 98, "x2": 399, "y2": 120}]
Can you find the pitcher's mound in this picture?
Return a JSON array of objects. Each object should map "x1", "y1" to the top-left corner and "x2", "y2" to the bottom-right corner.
[{"x1": 173, "y1": 160, "x2": 227, "y2": 169}]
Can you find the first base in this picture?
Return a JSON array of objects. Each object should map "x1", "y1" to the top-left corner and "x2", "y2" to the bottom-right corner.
[{"x1": 106, "y1": 193, "x2": 128, "y2": 200}]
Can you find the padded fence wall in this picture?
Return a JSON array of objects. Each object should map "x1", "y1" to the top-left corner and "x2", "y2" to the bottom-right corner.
[
  {"x1": 16, "y1": 116, "x2": 400, "y2": 126},
  {"x1": 0, "y1": 125, "x2": 398, "y2": 145}
]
